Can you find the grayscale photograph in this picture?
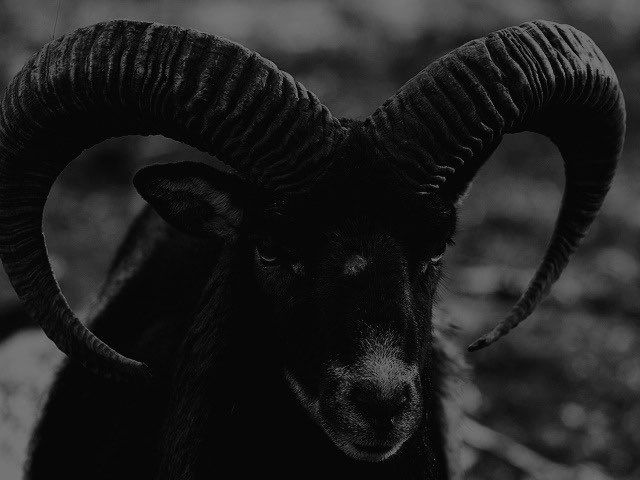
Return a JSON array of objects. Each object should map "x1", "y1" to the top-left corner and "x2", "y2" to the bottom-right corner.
[{"x1": 0, "y1": 1, "x2": 637, "y2": 479}]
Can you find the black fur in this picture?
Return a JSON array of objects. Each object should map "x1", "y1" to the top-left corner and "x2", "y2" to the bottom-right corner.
[{"x1": 27, "y1": 124, "x2": 466, "y2": 480}]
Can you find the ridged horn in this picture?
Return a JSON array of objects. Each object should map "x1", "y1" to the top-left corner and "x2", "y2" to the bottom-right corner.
[
  {"x1": 0, "y1": 20, "x2": 345, "y2": 381},
  {"x1": 363, "y1": 20, "x2": 625, "y2": 350}
]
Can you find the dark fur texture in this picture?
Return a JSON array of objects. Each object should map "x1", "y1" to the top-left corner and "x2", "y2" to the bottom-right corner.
[{"x1": 26, "y1": 205, "x2": 464, "y2": 480}]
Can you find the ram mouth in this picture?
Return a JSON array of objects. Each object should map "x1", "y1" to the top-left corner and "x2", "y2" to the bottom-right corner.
[
  {"x1": 347, "y1": 443, "x2": 399, "y2": 462},
  {"x1": 283, "y1": 369, "x2": 404, "y2": 462},
  {"x1": 353, "y1": 443, "x2": 393, "y2": 454}
]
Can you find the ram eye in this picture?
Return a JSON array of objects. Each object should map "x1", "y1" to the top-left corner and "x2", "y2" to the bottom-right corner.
[
  {"x1": 430, "y1": 252, "x2": 444, "y2": 263},
  {"x1": 256, "y1": 239, "x2": 296, "y2": 267},
  {"x1": 430, "y1": 242, "x2": 448, "y2": 262},
  {"x1": 419, "y1": 244, "x2": 447, "y2": 274},
  {"x1": 256, "y1": 241, "x2": 282, "y2": 265}
]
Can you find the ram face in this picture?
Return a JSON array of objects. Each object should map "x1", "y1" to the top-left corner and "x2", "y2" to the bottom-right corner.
[{"x1": 251, "y1": 147, "x2": 456, "y2": 461}]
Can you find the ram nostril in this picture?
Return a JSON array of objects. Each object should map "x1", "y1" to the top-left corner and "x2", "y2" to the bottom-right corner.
[{"x1": 350, "y1": 380, "x2": 410, "y2": 425}]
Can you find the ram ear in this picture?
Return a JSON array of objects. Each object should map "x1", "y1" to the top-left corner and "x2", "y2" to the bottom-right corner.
[{"x1": 133, "y1": 161, "x2": 248, "y2": 240}]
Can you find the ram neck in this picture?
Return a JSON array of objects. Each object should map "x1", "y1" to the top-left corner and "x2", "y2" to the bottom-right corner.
[{"x1": 157, "y1": 238, "x2": 255, "y2": 479}]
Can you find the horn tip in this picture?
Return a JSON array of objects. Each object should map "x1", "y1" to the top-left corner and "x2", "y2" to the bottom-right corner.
[
  {"x1": 123, "y1": 361, "x2": 154, "y2": 384},
  {"x1": 86, "y1": 359, "x2": 154, "y2": 384},
  {"x1": 467, "y1": 327, "x2": 504, "y2": 352},
  {"x1": 467, "y1": 337, "x2": 488, "y2": 352},
  {"x1": 137, "y1": 363, "x2": 154, "y2": 382}
]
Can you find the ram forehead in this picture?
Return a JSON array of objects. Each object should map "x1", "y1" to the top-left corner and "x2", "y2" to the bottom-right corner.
[{"x1": 343, "y1": 254, "x2": 368, "y2": 276}]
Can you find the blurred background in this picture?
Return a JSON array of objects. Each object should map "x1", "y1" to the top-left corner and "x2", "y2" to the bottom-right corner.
[{"x1": 0, "y1": 1, "x2": 639, "y2": 479}]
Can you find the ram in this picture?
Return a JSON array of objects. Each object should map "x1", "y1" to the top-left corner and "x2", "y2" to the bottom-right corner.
[{"x1": 0, "y1": 19, "x2": 624, "y2": 480}]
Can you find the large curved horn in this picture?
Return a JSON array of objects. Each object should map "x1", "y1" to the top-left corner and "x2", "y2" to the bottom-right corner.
[
  {"x1": 363, "y1": 20, "x2": 625, "y2": 351},
  {"x1": 0, "y1": 20, "x2": 345, "y2": 381}
]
